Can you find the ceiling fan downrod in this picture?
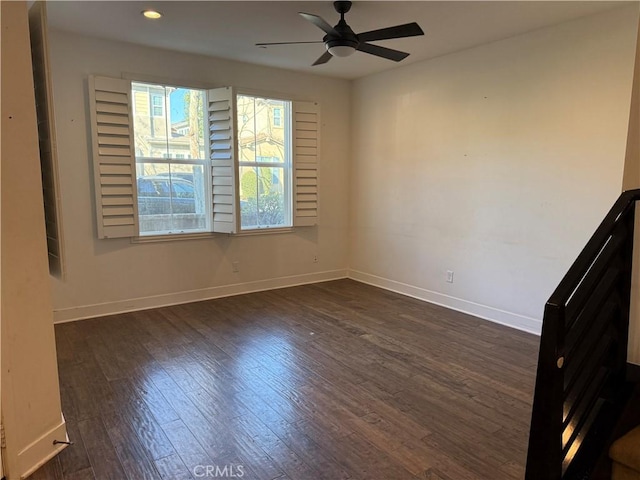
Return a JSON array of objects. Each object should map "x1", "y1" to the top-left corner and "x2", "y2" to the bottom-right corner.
[{"x1": 324, "y1": 1, "x2": 359, "y2": 56}]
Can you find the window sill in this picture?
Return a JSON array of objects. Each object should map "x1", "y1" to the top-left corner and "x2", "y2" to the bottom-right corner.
[
  {"x1": 130, "y1": 227, "x2": 296, "y2": 243},
  {"x1": 234, "y1": 227, "x2": 295, "y2": 237},
  {"x1": 131, "y1": 231, "x2": 216, "y2": 244}
]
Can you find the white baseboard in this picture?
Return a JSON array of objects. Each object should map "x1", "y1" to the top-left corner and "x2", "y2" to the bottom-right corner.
[
  {"x1": 53, "y1": 268, "x2": 541, "y2": 335},
  {"x1": 348, "y1": 269, "x2": 542, "y2": 335},
  {"x1": 18, "y1": 415, "x2": 68, "y2": 479},
  {"x1": 53, "y1": 269, "x2": 349, "y2": 323}
]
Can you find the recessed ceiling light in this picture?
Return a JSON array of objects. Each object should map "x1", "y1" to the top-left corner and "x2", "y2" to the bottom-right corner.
[{"x1": 142, "y1": 9, "x2": 163, "y2": 19}]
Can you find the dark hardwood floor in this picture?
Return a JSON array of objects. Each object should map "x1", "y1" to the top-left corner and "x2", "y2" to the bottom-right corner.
[{"x1": 32, "y1": 279, "x2": 539, "y2": 480}]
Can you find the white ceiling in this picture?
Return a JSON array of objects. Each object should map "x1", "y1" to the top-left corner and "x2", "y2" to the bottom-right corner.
[{"x1": 47, "y1": 1, "x2": 631, "y2": 80}]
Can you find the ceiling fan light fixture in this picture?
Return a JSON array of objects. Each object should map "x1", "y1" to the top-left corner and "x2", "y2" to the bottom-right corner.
[
  {"x1": 327, "y1": 45, "x2": 356, "y2": 57},
  {"x1": 325, "y1": 37, "x2": 358, "y2": 58}
]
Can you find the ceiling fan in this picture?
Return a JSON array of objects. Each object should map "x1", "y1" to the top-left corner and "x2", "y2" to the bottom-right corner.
[{"x1": 256, "y1": 1, "x2": 425, "y2": 66}]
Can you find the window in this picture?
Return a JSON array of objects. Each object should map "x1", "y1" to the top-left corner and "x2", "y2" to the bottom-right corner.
[
  {"x1": 273, "y1": 107, "x2": 282, "y2": 127},
  {"x1": 132, "y1": 82, "x2": 209, "y2": 236},
  {"x1": 89, "y1": 76, "x2": 319, "y2": 240},
  {"x1": 151, "y1": 94, "x2": 164, "y2": 117},
  {"x1": 237, "y1": 95, "x2": 291, "y2": 230}
]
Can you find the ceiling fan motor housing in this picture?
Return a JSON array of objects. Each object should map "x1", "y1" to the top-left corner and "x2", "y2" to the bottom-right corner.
[{"x1": 324, "y1": 18, "x2": 359, "y2": 51}]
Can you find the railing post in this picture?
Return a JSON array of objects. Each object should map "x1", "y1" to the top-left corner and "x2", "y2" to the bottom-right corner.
[
  {"x1": 618, "y1": 203, "x2": 636, "y2": 373},
  {"x1": 525, "y1": 303, "x2": 565, "y2": 480}
]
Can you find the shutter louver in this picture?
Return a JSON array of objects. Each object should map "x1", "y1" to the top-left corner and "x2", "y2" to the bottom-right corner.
[
  {"x1": 208, "y1": 87, "x2": 238, "y2": 234},
  {"x1": 293, "y1": 101, "x2": 319, "y2": 226},
  {"x1": 88, "y1": 76, "x2": 138, "y2": 239},
  {"x1": 29, "y1": 1, "x2": 65, "y2": 277}
]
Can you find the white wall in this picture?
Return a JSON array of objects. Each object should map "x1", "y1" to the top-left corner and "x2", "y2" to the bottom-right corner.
[
  {"x1": 48, "y1": 31, "x2": 351, "y2": 321},
  {"x1": 1, "y1": 2, "x2": 67, "y2": 477},
  {"x1": 349, "y1": 6, "x2": 639, "y2": 334}
]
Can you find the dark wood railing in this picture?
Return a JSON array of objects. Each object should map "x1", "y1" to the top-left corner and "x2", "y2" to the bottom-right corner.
[{"x1": 525, "y1": 189, "x2": 640, "y2": 480}]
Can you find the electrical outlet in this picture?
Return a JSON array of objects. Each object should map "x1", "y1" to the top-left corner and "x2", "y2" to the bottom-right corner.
[
  {"x1": 232, "y1": 261, "x2": 240, "y2": 273},
  {"x1": 446, "y1": 270, "x2": 454, "y2": 283},
  {"x1": 313, "y1": 255, "x2": 318, "y2": 263}
]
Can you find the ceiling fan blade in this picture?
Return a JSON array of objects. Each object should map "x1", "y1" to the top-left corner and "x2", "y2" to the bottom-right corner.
[
  {"x1": 299, "y1": 12, "x2": 336, "y2": 35},
  {"x1": 256, "y1": 41, "x2": 324, "y2": 47},
  {"x1": 312, "y1": 50, "x2": 333, "y2": 66},
  {"x1": 357, "y1": 42, "x2": 410, "y2": 62},
  {"x1": 357, "y1": 22, "x2": 424, "y2": 43}
]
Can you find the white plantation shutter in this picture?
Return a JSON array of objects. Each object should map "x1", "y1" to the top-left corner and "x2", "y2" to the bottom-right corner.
[
  {"x1": 293, "y1": 101, "x2": 320, "y2": 226},
  {"x1": 29, "y1": 1, "x2": 65, "y2": 277},
  {"x1": 88, "y1": 76, "x2": 138, "y2": 239},
  {"x1": 208, "y1": 87, "x2": 238, "y2": 234}
]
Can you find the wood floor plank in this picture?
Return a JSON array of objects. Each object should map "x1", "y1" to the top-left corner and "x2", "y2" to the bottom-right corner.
[
  {"x1": 63, "y1": 468, "x2": 96, "y2": 480},
  {"x1": 28, "y1": 457, "x2": 63, "y2": 480},
  {"x1": 151, "y1": 368, "x2": 244, "y2": 462},
  {"x1": 128, "y1": 366, "x2": 182, "y2": 426},
  {"x1": 344, "y1": 412, "x2": 433, "y2": 475},
  {"x1": 154, "y1": 453, "x2": 195, "y2": 480},
  {"x1": 36, "y1": 279, "x2": 538, "y2": 480},
  {"x1": 160, "y1": 419, "x2": 216, "y2": 474},
  {"x1": 229, "y1": 430, "x2": 286, "y2": 480},
  {"x1": 234, "y1": 413, "x2": 324, "y2": 480},
  {"x1": 265, "y1": 416, "x2": 354, "y2": 480},
  {"x1": 107, "y1": 377, "x2": 184, "y2": 461},
  {"x1": 300, "y1": 419, "x2": 417, "y2": 480},
  {"x1": 102, "y1": 412, "x2": 161, "y2": 480},
  {"x1": 57, "y1": 420, "x2": 91, "y2": 478},
  {"x1": 77, "y1": 416, "x2": 126, "y2": 480}
]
